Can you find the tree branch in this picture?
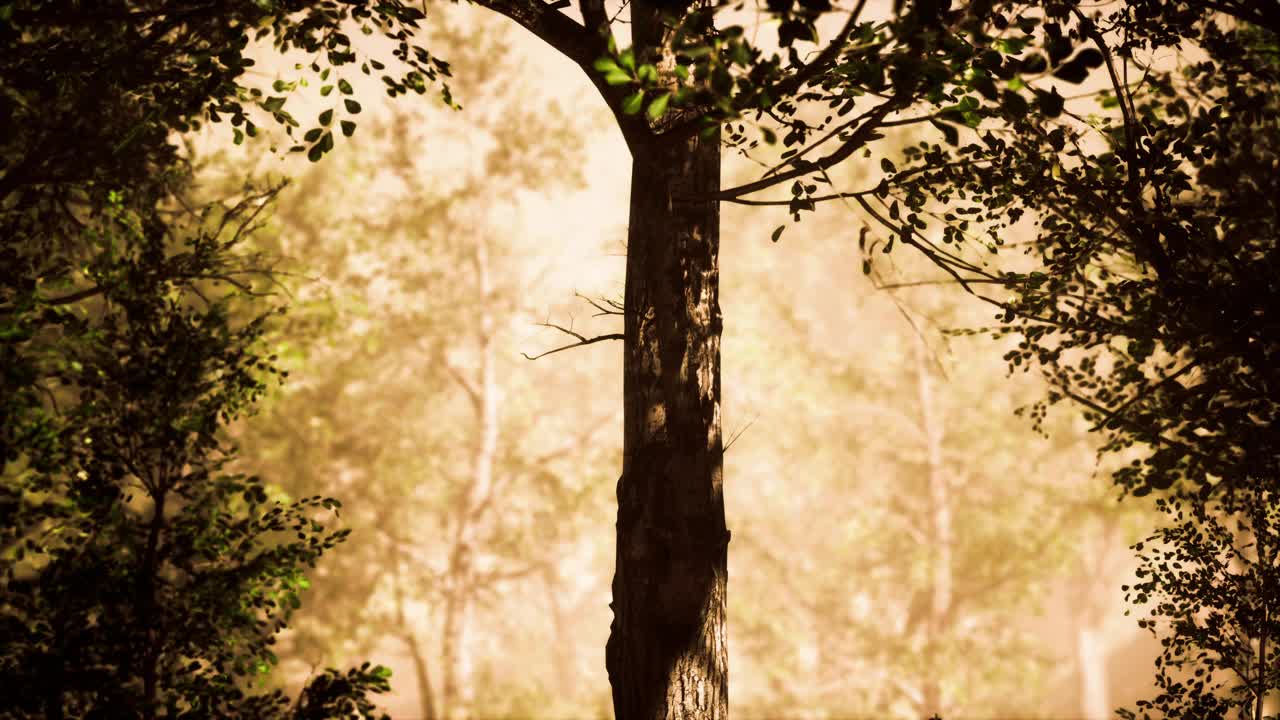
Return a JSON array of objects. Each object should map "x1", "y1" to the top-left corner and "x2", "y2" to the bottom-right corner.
[
  {"x1": 1073, "y1": 8, "x2": 1173, "y2": 282},
  {"x1": 522, "y1": 321, "x2": 624, "y2": 360},
  {"x1": 701, "y1": 96, "x2": 905, "y2": 201},
  {"x1": 472, "y1": 0, "x2": 649, "y2": 148},
  {"x1": 657, "y1": 0, "x2": 869, "y2": 144}
]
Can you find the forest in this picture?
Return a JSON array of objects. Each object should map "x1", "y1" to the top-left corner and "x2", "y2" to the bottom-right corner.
[{"x1": 1, "y1": 0, "x2": 1277, "y2": 718}]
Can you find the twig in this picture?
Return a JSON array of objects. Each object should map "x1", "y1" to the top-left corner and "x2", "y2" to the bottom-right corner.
[{"x1": 522, "y1": 321, "x2": 623, "y2": 360}]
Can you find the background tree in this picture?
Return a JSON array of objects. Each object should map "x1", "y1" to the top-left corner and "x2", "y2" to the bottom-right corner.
[
  {"x1": 715, "y1": 206, "x2": 1152, "y2": 718},
  {"x1": 219, "y1": 14, "x2": 623, "y2": 718},
  {"x1": 867, "y1": 1, "x2": 1279, "y2": 715}
]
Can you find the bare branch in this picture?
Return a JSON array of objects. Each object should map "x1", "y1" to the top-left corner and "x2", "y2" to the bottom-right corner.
[
  {"x1": 444, "y1": 362, "x2": 482, "y2": 416},
  {"x1": 522, "y1": 321, "x2": 624, "y2": 360},
  {"x1": 575, "y1": 291, "x2": 625, "y2": 316}
]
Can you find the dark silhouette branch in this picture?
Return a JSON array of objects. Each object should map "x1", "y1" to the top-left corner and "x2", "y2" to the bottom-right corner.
[
  {"x1": 472, "y1": 0, "x2": 649, "y2": 147},
  {"x1": 522, "y1": 321, "x2": 623, "y2": 360},
  {"x1": 658, "y1": 0, "x2": 870, "y2": 144},
  {"x1": 1074, "y1": 7, "x2": 1173, "y2": 282},
  {"x1": 702, "y1": 96, "x2": 905, "y2": 200}
]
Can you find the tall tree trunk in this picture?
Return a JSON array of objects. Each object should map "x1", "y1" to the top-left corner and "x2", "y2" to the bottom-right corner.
[
  {"x1": 542, "y1": 563, "x2": 577, "y2": 701},
  {"x1": 605, "y1": 12, "x2": 729, "y2": 713},
  {"x1": 1076, "y1": 626, "x2": 1110, "y2": 720},
  {"x1": 394, "y1": 560, "x2": 439, "y2": 720},
  {"x1": 915, "y1": 341, "x2": 951, "y2": 717},
  {"x1": 1074, "y1": 518, "x2": 1116, "y2": 720},
  {"x1": 441, "y1": 240, "x2": 499, "y2": 720},
  {"x1": 439, "y1": 589, "x2": 472, "y2": 720}
]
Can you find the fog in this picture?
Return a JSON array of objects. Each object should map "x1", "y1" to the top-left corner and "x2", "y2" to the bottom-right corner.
[{"x1": 208, "y1": 6, "x2": 1165, "y2": 718}]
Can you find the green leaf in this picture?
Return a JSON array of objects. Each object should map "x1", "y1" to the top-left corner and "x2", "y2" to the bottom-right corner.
[
  {"x1": 646, "y1": 93, "x2": 670, "y2": 120},
  {"x1": 320, "y1": 84, "x2": 334, "y2": 96},
  {"x1": 622, "y1": 91, "x2": 645, "y2": 115},
  {"x1": 262, "y1": 96, "x2": 286, "y2": 113},
  {"x1": 344, "y1": 99, "x2": 361, "y2": 114},
  {"x1": 593, "y1": 57, "x2": 621, "y2": 73},
  {"x1": 319, "y1": 109, "x2": 333, "y2": 126},
  {"x1": 604, "y1": 70, "x2": 632, "y2": 86},
  {"x1": 338, "y1": 78, "x2": 354, "y2": 95},
  {"x1": 619, "y1": 49, "x2": 636, "y2": 71},
  {"x1": 340, "y1": 120, "x2": 356, "y2": 137}
]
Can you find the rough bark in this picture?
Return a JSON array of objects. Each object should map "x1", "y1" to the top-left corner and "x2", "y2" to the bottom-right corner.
[{"x1": 605, "y1": 26, "x2": 729, "y2": 715}]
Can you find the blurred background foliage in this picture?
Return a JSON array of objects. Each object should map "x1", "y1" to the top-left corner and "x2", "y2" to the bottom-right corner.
[{"x1": 169, "y1": 5, "x2": 1171, "y2": 718}]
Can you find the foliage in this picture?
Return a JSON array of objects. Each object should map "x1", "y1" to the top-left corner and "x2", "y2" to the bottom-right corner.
[
  {"x1": 720, "y1": 247, "x2": 1115, "y2": 717},
  {"x1": 863, "y1": 1, "x2": 1280, "y2": 715},
  {"x1": 1120, "y1": 487, "x2": 1279, "y2": 719},
  {"x1": 0, "y1": 1, "x2": 438, "y2": 716},
  {"x1": 220, "y1": 13, "x2": 618, "y2": 715},
  {"x1": 0, "y1": 181, "x2": 392, "y2": 718},
  {"x1": 0, "y1": 0, "x2": 448, "y2": 188}
]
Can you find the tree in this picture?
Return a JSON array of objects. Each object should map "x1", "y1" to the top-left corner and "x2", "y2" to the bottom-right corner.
[
  {"x1": 870, "y1": 1, "x2": 1278, "y2": 715},
  {"x1": 0, "y1": 3, "x2": 437, "y2": 716},
  {"x1": 0, "y1": 171, "x2": 397, "y2": 717},
  {"x1": 718, "y1": 230, "x2": 1131, "y2": 717},
  {"x1": 426, "y1": 4, "x2": 1041, "y2": 716},
  {"x1": 226, "y1": 40, "x2": 621, "y2": 712}
]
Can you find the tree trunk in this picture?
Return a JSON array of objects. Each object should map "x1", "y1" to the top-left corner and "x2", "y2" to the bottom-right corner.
[
  {"x1": 440, "y1": 240, "x2": 499, "y2": 720},
  {"x1": 605, "y1": 34, "x2": 729, "y2": 718},
  {"x1": 394, "y1": 563, "x2": 439, "y2": 720},
  {"x1": 1076, "y1": 626, "x2": 1110, "y2": 720},
  {"x1": 439, "y1": 589, "x2": 469, "y2": 720},
  {"x1": 1074, "y1": 519, "x2": 1116, "y2": 720},
  {"x1": 915, "y1": 340, "x2": 951, "y2": 717},
  {"x1": 542, "y1": 563, "x2": 577, "y2": 701}
]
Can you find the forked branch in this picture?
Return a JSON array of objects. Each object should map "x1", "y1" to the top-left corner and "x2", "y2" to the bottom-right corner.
[{"x1": 522, "y1": 321, "x2": 623, "y2": 360}]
